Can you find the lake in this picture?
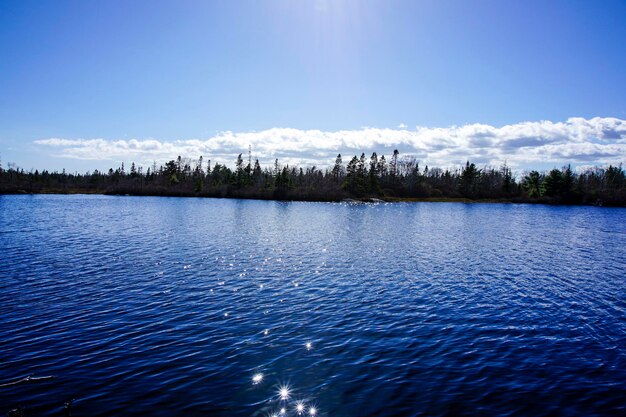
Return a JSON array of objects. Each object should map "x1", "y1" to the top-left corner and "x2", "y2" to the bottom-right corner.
[{"x1": 0, "y1": 195, "x2": 625, "y2": 416}]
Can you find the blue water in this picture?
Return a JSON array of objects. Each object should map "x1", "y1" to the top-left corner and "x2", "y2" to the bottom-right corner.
[{"x1": 0, "y1": 195, "x2": 625, "y2": 416}]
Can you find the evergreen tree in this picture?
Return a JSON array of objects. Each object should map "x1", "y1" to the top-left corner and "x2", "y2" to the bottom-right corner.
[
  {"x1": 390, "y1": 150, "x2": 399, "y2": 184},
  {"x1": 252, "y1": 159, "x2": 262, "y2": 185},
  {"x1": 543, "y1": 169, "x2": 564, "y2": 197},
  {"x1": 343, "y1": 156, "x2": 359, "y2": 194},
  {"x1": 332, "y1": 154, "x2": 344, "y2": 184},
  {"x1": 377, "y1": 155, "x2": 388, "y2": 184},
  {"x1": 195, "y1": 156, "x2": 204, "y2": 177},
  {"x1": 357, "y1": 153, "x2": 367, "y2": 192},
  {"x1": 459, "y1": 161, "x2": 479, "y2": 197},
  {"x1": 369, "y1": 152, "x2": 380, "y2": 192},
  {"x1": 235, "y1": 154, "x2": 245, "y2": 187},
  {"x1": 605, "y1": 164, "x2": 624, "y2": 190},
  {"x1": 522, "y1": 170, "x2": 543, "y2": 198}
]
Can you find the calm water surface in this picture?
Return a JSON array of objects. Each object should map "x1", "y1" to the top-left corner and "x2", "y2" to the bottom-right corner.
[{"x1": 0, "y1": 195, "x2": 625, "y2": 416}]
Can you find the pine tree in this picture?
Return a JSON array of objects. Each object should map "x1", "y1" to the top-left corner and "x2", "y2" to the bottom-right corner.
[{"x1": 332, "y1": 154, "x2": 344, "y2": 183}]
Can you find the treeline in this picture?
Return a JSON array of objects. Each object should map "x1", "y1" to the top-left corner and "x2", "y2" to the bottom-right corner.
[{"x1": 0, "y1": 151, "x2": 624, "y2": 206}]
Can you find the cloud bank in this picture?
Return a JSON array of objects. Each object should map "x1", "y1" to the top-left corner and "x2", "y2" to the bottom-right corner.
[{"x1": 35, "y1": 117, "x2": 626, "y2": 171}]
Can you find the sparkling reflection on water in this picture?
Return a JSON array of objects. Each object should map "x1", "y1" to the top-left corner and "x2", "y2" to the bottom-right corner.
[{"x1": 0, "y1": 195, "x2": 625, "y2": 416}]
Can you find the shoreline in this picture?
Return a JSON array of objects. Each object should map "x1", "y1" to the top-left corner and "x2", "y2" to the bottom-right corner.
[{"x1": 1, "y1": 189, "x2": 621, "y2": 208}]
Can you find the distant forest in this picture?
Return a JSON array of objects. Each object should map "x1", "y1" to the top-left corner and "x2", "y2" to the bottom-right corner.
[{"x1": 1, "y1": 151, "x2": 625, "y2": 206}]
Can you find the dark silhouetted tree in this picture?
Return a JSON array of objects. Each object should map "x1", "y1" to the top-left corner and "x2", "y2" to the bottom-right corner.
[{"x1": 459, "y1": 161, "x2": 479, "y2": 197}]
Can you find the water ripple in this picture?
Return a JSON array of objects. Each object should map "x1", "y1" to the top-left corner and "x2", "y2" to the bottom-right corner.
[{"x1": 0, "y1": 196, "x2": 625, "y2": 416}]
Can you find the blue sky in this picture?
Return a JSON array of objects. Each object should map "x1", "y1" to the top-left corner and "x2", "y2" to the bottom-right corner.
[{"x1": 1, "y1": 0, "x2": 625, "y2": 172}]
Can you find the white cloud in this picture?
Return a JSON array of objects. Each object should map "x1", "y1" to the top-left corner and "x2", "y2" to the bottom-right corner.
[{"x1": 34, "y1": 117, "x2": 626, "y2": 171}]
